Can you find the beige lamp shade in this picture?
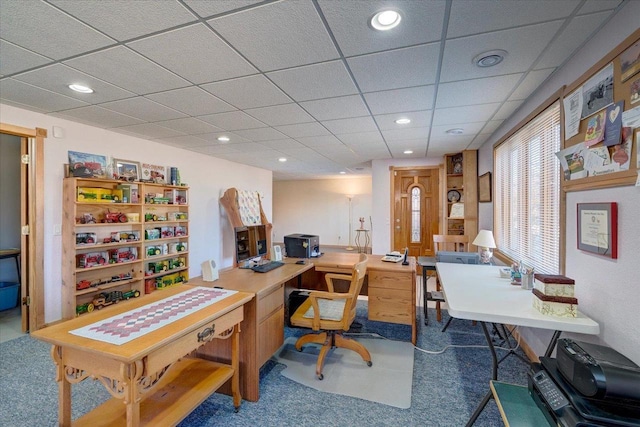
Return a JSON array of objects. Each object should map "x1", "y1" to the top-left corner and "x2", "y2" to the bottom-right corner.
[{"x1": 473, "y1": 230, "x2": 496, "y2": 249}]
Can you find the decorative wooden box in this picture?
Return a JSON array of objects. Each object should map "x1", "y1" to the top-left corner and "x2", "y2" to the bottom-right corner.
[
  {"x1": 533, "y1": 274, "x2": 575, "y2": 298},
  {"x1": 532, "y1": 289, "x2": 578, "y2": 318}
]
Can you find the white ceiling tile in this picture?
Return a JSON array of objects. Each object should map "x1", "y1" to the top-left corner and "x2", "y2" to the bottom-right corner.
[
  {"x1": 494, "y1": 100, "x2": 524, "y2": 121},
  {"x1": 145, "y1": 87, "x2": 236, "y2": 116},
  {"x1": 321, "y1": 116, "x2": 378, "y2": 134},
  {"x1": 208, "y1": 0, "x2": 338, "y2": 71},
  {"x1": 374, "y1": 110, "x2": 432, "y2": 130},
  {"x1": 0, "y1": 79, "x2": 88, "y2": 112},
  {"x1": 0, "y1": 0, "x2": 114, "y2": 59},
  {"x1": 479, "y1": 120, "x2": 504, "y2": 135},
  {"x1": 153, "y1": 135, "x2": 210, "y2": 148},
  {"x1": 153, "y1": 117, "x2": 222, "y2": 135},
  {"x1": 51, "y1": 105, "x2": 145, "y2": 128},
  {"x1": 578, "y1": 0, "x2": 623, "y2": 14},
  {"x1": 447, "y1": 0, "x2": 580, "y2": 38},
  {"x1": 193, "y1": 132, "x2": 251, "y2": 144},
  {"x1": 296, "y1": 135, "x2": 344, "y2": 147},
  {"x1": 508, "y1": 68, "x2": 555, "y2": 101},
  {"x1": 436, "y1": 74, "x2": 523, "y2": 108},
  {"x1": 188, "y1": 144, "x2": 242, "y2": 155},
  {"x1": 364, "y1": 85, "x2": 435, "y2": 115},
  {"x1": 183, "y1": 0, "x2": 263, "y2": 18},
  {"x1": 128, "y1": 24, "x2": 256, "y2": 84},
  {"x1": 201, "y1": 75, "x2": 291, "y2": 109},
  {"x1": 197, "y1": 110, "x2": 267, "y2": 131},
  {"x1": 428, "y1": 133, "x2": 475, "y2": 146},
  {"x1": 348, "y1": 44, "x2": 440, "y2": 92},
  {"x1": 113, "y1": 123, "x2": 185, "y2": 139},
  {"x1": 430, "y1": 122, "x2": 485, "y2": 138},
  {"x1": 51, "y1": 0, "x2": 197, "y2": 41},
  {"x1": 318, "y1": 0, "x2": 446, "y2": 56},
  {"x1": 0, "y1": 40, "x2": 52, "y2": 76},
  {"x1": 64, "y1": 46, "x2": 190, "y2": 94},
  {"x1": 13, "y1": 64, "x2": 136, "y2": 104},
  {"x1": 535, "y1": 12, "x2": 612, "y2": 69},
  {"x1": 440, "y1": 21, "x2": 562, "y2": 83},
  {"x1": 267, "y1": 61, "x2": 358, "y2": 101},
  {"x1": 336, "y1": 131, "x2": 385, "y2": 145},
  {"x1": 259, "y1": 139, "x2": 306, "y2": 150},
  {"x1": 233, "y1": 128, "x2": 288, "y2": 142},
  {"x1": 299, "y1": 95, "x2": 370, "y2": 121},
  {"x1": 245, "y1": 103, "x2": 315, "y2": 126},
  {"x1": 275, "y1": 123, "x2": 331, "y2": 139},
  {"x1": 382, "y1": 127, "x2": 430, "y2": 142},
  {"x1": 100, "y1": 97, "x2": 187, "y2": 122},
  {"x1": 432, "y1": 104, "x2": 500, "y2": 126}
]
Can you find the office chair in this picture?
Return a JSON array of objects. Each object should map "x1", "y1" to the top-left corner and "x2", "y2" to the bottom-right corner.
[
  {"x1": 289, "y1": 253, "x2": 371, "y2": 380},
  {"x1": 428, "y1": 234, "x2": 469, "y2": 324}
]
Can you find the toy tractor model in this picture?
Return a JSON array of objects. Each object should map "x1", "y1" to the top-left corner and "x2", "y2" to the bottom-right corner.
[
  {"x1": 147, "y1": 246, "x2": 161, "y2": 256},
  {"x1": 76, "y1": 302, "x2": 95, "y2": 316},
  {"x1": 78, "y1": 213, "x2": 97, "y2": 224},
  {"x1": 103, "y1": 211, "x2": 128, "y2": 223},
  {"x1": 122, "y1": 289, "x2": 141, "y2": 300},
  {"x1": 92, "y1": 291, "x2": 123, "y2": 309},
  {"x1": 76, "y1": 280, "x2": 92, "y2": 290}
]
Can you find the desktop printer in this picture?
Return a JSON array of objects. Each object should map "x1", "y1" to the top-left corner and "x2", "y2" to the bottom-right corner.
[
  {"x1": 284, "y1": 234, "x2": 320, "y2": 258},
  {"x1": 529, "y1": 339, "x2": 640, "y2": 426}
]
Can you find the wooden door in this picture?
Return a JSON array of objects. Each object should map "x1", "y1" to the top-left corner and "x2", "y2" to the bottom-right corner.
[{"x1": 391, "y1": 168, "x2": 440, "y2": 258}]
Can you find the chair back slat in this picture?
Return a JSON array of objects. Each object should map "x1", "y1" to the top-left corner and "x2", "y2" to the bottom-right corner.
[{"x1": 433, "y1": 234, "x2": 469, "y2": 253}]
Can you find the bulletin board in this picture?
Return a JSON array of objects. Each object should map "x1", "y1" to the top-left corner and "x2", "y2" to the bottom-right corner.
[{"x1": 560, "y1": 28, "x2": 640, "y2": 192}]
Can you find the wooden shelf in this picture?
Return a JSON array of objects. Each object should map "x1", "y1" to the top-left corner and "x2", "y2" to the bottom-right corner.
[{"x1": 443, "y1": 151, "x2": 478, "y2": 247}]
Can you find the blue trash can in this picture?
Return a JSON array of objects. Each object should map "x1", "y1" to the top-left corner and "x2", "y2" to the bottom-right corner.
[{"x1": 0, "y1": 282, "x2": 19, "y2": 311}]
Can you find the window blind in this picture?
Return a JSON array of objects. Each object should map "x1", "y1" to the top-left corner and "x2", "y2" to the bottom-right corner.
[{"x1": 494, "y1": 101, "x2": 560, "y2": 274}]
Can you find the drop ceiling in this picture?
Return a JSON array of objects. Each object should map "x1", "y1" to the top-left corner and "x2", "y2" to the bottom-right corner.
[{"x1": 0, "y1": 0, "x2": 624, "y2": 180}]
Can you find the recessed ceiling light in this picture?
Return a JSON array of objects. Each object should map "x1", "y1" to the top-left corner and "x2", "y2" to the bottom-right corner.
[
  {"x1": 217, "y1": 136, "x2": 230, "y2": 142},
  {"x1": 340, "y1": 171, "x2": 346, "y2": 174},
  {"x1": 395, "y1": 118, "x2": 411, "y2": 125},
  {"x1": 68, "y1": 84, "x2": 93, "y2": 93},
  {"x1": 473, "y1": 50, "x2": 507, "y2": 68},
  {"x1": 278, "y1": 157, "x2": 287, "y2": 162},
  {"x1": 370, "y1": 10, "x2": 401, "y2": 31},
  {"x1": 446, "y1": 128, "x2": 464, "y2": 135},
  {"x1": 403, "y1": 150, "x2": 413, "y2": 154}
]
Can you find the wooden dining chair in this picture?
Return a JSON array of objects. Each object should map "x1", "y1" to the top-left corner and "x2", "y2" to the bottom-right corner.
[
  {"x1": 431, "y1": 234, "x2": 469, "y2": 322},
  {"x1": 289, "y1": 253, "x2": 371, "y2": 380}
]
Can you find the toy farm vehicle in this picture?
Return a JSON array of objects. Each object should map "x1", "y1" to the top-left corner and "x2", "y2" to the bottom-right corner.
[
  {"x1": 103, "y1": 211, "x2": 128, "y2": 223},
  {"x1": 92, "y1": 291, "x2": 123, "y2": 309}
]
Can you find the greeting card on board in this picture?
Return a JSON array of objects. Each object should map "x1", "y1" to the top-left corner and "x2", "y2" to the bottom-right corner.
[
  {"x1": 584, "y1": 110, "x2": 605, "y2": 147},
  {"x1": 603, "y1": 101, "x2": 624, "y2": 147}
]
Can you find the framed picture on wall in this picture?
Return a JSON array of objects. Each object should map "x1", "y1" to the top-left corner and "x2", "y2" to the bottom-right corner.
[
  {"x1": 478, "y1": 172, "x2": 492, "y2": 202},
  {"x1": 577, "y1": 202, "x2": 618, "y2": 259}
]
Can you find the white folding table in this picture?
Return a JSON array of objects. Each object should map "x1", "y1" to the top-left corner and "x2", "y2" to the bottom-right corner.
[{"x1": 436, "y1": 262, "x2": 599, "y2": 426}]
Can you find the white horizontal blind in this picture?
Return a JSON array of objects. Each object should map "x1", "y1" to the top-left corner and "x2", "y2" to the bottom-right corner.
[{"x1": 495, "y1": 102, "x2": 560, "y2": 274}]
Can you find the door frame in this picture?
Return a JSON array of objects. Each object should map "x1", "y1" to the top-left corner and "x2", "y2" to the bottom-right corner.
[
  {"x1": 389, "y1": 165, "x2": 443, "y2": 252},
  {"x1": 0, "y1": 123, "x2": 46, "y2": 332}
]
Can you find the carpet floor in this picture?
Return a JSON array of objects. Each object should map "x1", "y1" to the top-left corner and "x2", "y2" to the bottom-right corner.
[{"x1": 0, "y1": 304, "x2": 530, "y2": 426}]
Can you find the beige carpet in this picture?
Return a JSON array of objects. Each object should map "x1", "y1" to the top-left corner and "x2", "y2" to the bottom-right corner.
[{"x1": 272, "y1": 336, "x2": 414, "y2": 409}]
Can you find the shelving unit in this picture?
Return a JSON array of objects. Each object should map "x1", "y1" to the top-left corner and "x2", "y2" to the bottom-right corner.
[
  {"x1": 62, "y1": 178, "x2": 190, "y2": 319},
  {"x1": 444, "y1": 151, "x2": 478, "y2": 248},
  {"x1": 62, "y1": 178, "x2": 144, "y2": 319}
]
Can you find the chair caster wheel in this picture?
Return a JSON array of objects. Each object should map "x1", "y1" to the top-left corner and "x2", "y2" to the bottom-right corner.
[
  {"x1": 317, "y1": 373, "x2": 324, "y2": 380},
  {"x1": 234, "y1": 407, "x2": 240, "y2": 413},
  {"x1": 367, "y1": 361, "x2": 373, "y2": 367}
]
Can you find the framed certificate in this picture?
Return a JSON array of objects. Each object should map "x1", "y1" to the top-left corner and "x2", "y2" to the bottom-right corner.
[{"x1": 577, "y1": 202, "x2": 617, "y2": 258}]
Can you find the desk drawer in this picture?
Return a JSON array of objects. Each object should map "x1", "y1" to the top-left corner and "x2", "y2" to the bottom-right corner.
[
  {"x1": 146, "y1": 306, "x2": 243, "y2": 374},
  {"x1": 257, "y1": 284, "x2": 284, "y2": 323},
  {"x1": 368, "y1": 290, "x2": 412, "y2": 325},
  {"x1": 368, "y1": 271, "x2": 413, "y2": 291}
]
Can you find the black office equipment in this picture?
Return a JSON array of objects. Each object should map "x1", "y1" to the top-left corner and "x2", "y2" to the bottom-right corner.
[
  {"x1": 284, "y1": 234, "x2": 320, "y2": 258},
  {"x1": 251, "y1": 261, "x2": 284, "y2": 273},
  {"x1": 528, "y1": 352, "x2": 640, "y2": 427},
  {"x1": 436, "y1": 251, "x2": 480, "y2": 264},
  {"x1": 401, "y1": 247, "x2": 409, "y2": 265}
]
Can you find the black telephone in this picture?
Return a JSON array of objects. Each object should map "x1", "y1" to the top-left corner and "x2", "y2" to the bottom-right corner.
[{"x1": 401, "y1": 247, "x2": 409, "y2": 265}]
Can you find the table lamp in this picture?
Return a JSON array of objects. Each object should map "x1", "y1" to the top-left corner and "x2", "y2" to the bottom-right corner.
[{"x1": 473, "y1": 230, "x2": 496, "y2": 264}]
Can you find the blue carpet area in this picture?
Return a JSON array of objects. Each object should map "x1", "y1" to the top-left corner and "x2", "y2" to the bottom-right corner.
[{"x1": 0, "y1": 303, "x2": 530, "y2": 426}]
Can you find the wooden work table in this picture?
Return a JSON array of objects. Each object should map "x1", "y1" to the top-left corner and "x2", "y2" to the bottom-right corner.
[
  {"x1": 192, "y1": 253, "x2": 416, "y2": 402},
  {"x1": 31, "y1": 285, "x2": 252, "y2": 427}
]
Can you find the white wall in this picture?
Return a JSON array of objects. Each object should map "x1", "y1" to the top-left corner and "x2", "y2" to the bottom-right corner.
[
  {"x1": 479, "y1": 1, "x2": 640, "y2": 363},
  {"x1": 273, "y1": 177, "x2": 372, "y2": 247},
  {"x1": 0, "y1": 104, "x2": 272, "y2": 323}
]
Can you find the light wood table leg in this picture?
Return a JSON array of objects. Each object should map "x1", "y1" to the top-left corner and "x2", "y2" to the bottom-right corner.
[
  {"x1": 231, "y1": 324, "x2": 242, "y2": 411},
  {"x1": 51, "y1": 345, "x2": 72, "y2": 426},
  {"x1": 124, "y1": 361, "x2": 143, "y2": 426}
]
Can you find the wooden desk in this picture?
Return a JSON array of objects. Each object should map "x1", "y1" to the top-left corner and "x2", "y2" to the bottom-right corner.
[
  {"x1": 192, "y1": 260, "x2": 314, "y2": 402},
  {"x1": 30, "y1": 285, "x2": 252, "y2": 427},
  {"x1": 436, "y1": 263, "x2": 599, "y2": 426},
  {"x1": 192, "y1": 253, "x2": 416, "y2": 402}
]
